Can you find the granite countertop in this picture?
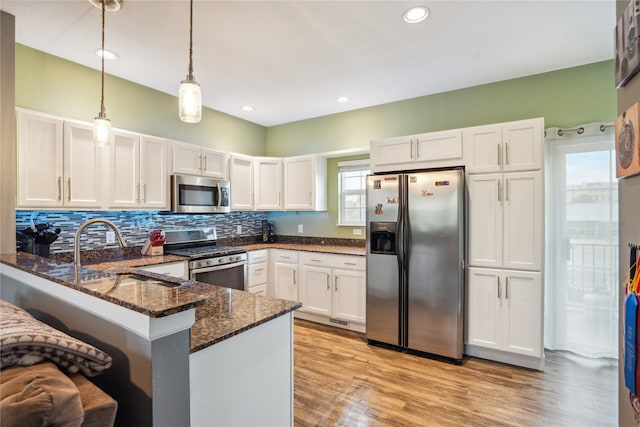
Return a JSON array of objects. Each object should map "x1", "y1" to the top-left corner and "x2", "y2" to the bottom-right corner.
[
  {"x1": 237, "y1": 242, "x2": 366, "y2": 256},
  {"x1": 0, "y1": 252, "x2": 301, "y2": 353}
]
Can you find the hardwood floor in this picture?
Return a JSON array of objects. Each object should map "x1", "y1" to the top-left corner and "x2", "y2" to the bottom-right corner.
[{"x1": 293, "y1": 319, "x2": 617, "y2": 427}]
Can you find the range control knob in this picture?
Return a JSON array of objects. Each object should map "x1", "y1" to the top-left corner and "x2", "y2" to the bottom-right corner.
[{"x1": 218, "y1": 258, "x2": 224, "y2": 264}]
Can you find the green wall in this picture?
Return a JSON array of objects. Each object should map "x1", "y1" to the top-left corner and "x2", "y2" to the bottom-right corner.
[
  {"x1": 15, "y1": 44, "x2": 266, "y2": 155},
  {"x1": 265, "y1": 60, "x2": 616, "y2": 156},
  {"x1": 265, "y1": 60, "x2": 616, "y2": 238}
]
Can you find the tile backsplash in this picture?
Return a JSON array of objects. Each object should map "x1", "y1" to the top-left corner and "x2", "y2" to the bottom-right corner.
[{"x1": 16, "y1": 210, "x2": 267, "y2": 254}]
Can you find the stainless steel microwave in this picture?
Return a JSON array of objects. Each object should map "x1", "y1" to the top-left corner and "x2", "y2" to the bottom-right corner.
[{"x1": 171, "y1": 174, "x2": 230, "y2": 214}]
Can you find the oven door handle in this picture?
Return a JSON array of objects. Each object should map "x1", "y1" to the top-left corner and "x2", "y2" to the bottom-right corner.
[{"x1": 190, "y1": 261, "x2": 246, "y2": 276}]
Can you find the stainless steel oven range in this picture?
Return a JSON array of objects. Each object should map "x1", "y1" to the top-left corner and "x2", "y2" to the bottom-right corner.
[{"x1": 163, "y1": 228, "x2": 247, "y2": 291}]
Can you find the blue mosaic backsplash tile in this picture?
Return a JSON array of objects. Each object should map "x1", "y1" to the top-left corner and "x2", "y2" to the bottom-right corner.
[{"x1": 16, "y1": 210, "x2": 267, "y2": 254}]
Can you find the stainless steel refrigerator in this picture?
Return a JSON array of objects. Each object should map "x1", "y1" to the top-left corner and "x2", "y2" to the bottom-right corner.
[{"x1": 365, "y1": 168, "x2": 465, "y2": 361}]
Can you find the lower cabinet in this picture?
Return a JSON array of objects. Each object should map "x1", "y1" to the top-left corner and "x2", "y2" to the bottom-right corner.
[
  {"x1": 138, "y1": 261, "x2": 188, "y2": 280},
  {"x1": 298, "y1": 252, "x2": 365, "y2": 331},
  {"x1": 247, "y1": 250, "x2": 268, "y2": 295},
  {"x1": 270, "y1": 250, "x2": 299, "y2": 301},
  {"x1": 466, "y1": 267, "x2": 543, "y2": 369}
]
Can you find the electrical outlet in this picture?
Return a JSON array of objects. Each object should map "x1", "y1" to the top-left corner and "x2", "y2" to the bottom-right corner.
[
  {"x1": 106, "y1": 230, "x2": 115, "y2": 244},
  {"x1": 353, "y1": 229, "x2": 362, "y2": 235},
  {"x1": 297, "y1": 224, "x2": 304, "y2": 233},
  {"x1": 236, "y1": 225, "x2": 242, "y2": 234}
]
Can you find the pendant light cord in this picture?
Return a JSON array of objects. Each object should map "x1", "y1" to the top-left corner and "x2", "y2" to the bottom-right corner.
[
  {"x1": 188, "y1": 0, "x2": 194, "y2": 79},
  {"x1": 100, "y1": 0, "x2": 106, "y2": 114}
]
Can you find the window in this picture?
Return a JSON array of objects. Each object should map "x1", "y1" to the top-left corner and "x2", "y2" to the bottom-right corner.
[{"x1": 338, "y1": 159, "x2": 370, "y2": 226}]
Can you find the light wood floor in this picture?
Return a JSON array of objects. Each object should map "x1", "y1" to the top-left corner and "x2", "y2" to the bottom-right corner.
[{"x1": 293, "y1": 319, "x2": 617, "y2": 427}]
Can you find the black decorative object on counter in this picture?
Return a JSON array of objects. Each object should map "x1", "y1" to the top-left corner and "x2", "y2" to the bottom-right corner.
[{"x1": 16, "y1": 223, "x2": 60, "y2": 258}]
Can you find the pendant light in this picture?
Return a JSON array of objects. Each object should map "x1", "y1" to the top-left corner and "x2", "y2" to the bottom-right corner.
[
  {"x1": 93, "y1": 0, "x2": 112, "y2": 146},
  {"x1": 179, "y1": 0, "x2": 202, "y2": 123}
]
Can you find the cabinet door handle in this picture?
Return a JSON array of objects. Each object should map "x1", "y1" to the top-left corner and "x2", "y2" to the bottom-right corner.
[
  {"x1": 281, "y1": 256, "x2": 290, "y2": 259},
  {"x1": 142, "y1": 184, "x2": 147, "y2": 202},
  {"x1": 309, "y1": 192, "x2": 312, "y2": 205},
  {"x1": 506, "y1": 179, "x2": 509, "y2": 202},
  {"x1": 335, "y1": 276, "x2": 338, "y2": 291},
  {"x1": 326, "y1": 274, "x2": 330, "y2": 290},
  {"x1": 497, "y1": 180, "x2": 501, "y2": 203},
  {"x1": 344, "y1": 262, "x2": 357, "y2": 266},
  {"x1": 293, "y1": 270, "x2": 296, "y2": 285},
  {"x1": 203, "y1": 155, "x2": 207, "y2": 172},
  {"x1": 497, "y1": 143, "x2": 501, "y2": 166},
  {"x1": 57, "y1": 177, "x2": 62, "y2": 201},
  {"x1": 197, "y1": 155, "x2": 202, "y2": 172},
  {"x1": 255, "y1": 268, "x2": 264, "y2": 273},
  {"x1": 136, "y1": 183, "x2": 140, "y2": 202},
  {"x1": 310, "y1": 259, "x2": 321, "y2": 262},
  {"x1": 67, "y1": 178, "x2": 71, "y2": 201},
  {"x1": 505, "y1": 276, "x2": 509, "y2": 300},
  {"x1": 278, "y1": 192, "x2": 281, "y2": 206},
  {"x1": 505, "y1": 142, "x2": 509, "y2": 165},
  {"x1": 497, "y1": 276, "x2": 501, "y2": 299}
]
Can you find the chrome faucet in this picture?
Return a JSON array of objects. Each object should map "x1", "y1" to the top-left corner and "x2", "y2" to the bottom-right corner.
[{"x1": 74, "y1": 218, "x2": 127, "y2": 267}]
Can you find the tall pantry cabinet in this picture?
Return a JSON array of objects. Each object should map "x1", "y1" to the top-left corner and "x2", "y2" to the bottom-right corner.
[{"x1": 465, "y1": 117, "x2": 545, "y2": 370}]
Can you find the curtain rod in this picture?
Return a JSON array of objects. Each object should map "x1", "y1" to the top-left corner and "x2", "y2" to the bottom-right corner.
[{"x1": 544, "y1": 122, "x2": 614, "y2": 138}]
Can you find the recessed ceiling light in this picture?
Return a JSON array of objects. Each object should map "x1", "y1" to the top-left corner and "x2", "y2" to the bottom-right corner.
[
  {"x1": 241, "y1": 105, "x2": 255, "y2": 112},
  {"x1": 403, "y1": 6, "x2": 430, "y2": 24},
  {"x1": 336, "y1": 96, "x2": 350, "y2": 104},
  {"x1": 95, "y1": 48, "x2": 119, "y2": 60}
]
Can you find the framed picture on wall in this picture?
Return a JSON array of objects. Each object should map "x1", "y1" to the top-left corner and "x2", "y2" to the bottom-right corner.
[
  {"x1": 616, "y1": 102, "x2": 640, "y2": 178},
  {"x1": 615, "y1": 0, "x2": 640, "y2": 88}
]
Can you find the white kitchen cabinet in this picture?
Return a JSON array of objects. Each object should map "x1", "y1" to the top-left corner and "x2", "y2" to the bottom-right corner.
[
  {"x1": 283, "y1": 155, "x2": 327, "y2": 211},
  {"x1": 229, "y1": 153, "x2": 254, "y2": 211},
  {"x1": 18, "y1": 115, "x2": 104, "y2": 209},
  {"x1": 172, "y1": 140, "x2": 227, "y2": 178},
  {"x1": 466, "y1": 118, "x2": 543, "y2": 174},
  {"x1": 370, "y1": 129, "x2": 463, "y2": 173},
  {"x1": 270, "y1": 250, "x2": 299, "y2": 301},
  {"x1": 247, "y1": 250, "x2": 268, "y2": 295},
  {"x1": 16, "y1": 109, "x2": 64, "y2": 207},
  {"x1": 139, "y1": 261, "x2": 188, "y2": 280},
  {"x1": 140, "y1": 136, "x2": 170, "y2": 209},
  {"x1": 466, "y1": 268, "x2": 542, "y2": 360},
  {"x1": 298, "y1": 252, "x2": 366, "y2": 329},
  {"x1": 468, "y1": 171, "x2": 542, "y2": 271},
  {"x1": 254, "y1": 157, "x2": 283, "y2": 211},
  {"x1": 62, "y1": 121, "x2": 104, "y2": 208},
  {"x1": 109, "y1": 133, "x2": 169, "y2": 209}
]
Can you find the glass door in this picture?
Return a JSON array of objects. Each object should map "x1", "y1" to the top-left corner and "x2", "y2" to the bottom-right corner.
[{"x1": 545, "y1": 125, "x2": 618, "y2": 358}]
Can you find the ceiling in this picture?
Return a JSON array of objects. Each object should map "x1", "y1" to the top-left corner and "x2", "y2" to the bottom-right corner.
[{"x1": 2, "y1": 1, "x2": 615, "y2": 127}]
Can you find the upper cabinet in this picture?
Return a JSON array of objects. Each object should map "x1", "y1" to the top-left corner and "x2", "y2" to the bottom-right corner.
[
  {"x1": 17, "y1": 109, "x2": 64, "y2": 208},
  {"x1": 229, "y1": 153, "x2": 254, "y2": 211},
  {"x1": 108, "y1": 132, "x2": 169, "y2": 209},
  {"x1": 370, "y1": 129, "x2": 463, "y2": 173},
  {"x1": 254, "y1": 157, "x2": 283, "y2": 211},
  {"x1": 283, "y1": 155, "x2": 327, "y2": 211},
  {"x1": 61, "y1": 121, "x2": 104, "y2": 208},
  {"x1": 172, "y1": 140, "x2": 227, "y2": 178},
  {"x1": 17, "y1": 110, "x2": 104, "y2": 209},
  {"x1": 466, "y1": 118, "x2": 543, "y2": 174}
]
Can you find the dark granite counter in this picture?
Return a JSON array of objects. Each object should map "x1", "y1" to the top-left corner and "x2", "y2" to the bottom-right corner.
[
  {"x1": 0, "y1": 252, "x2": 300, "y2": 353},
  {"x1": 237, "y1": 242, "x2": 366, "y2": 256}
]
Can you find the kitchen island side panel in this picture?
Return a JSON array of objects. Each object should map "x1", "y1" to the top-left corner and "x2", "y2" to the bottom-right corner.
[{"x1": 189, "y1": 312, "x2": 294, "y2": 427}]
